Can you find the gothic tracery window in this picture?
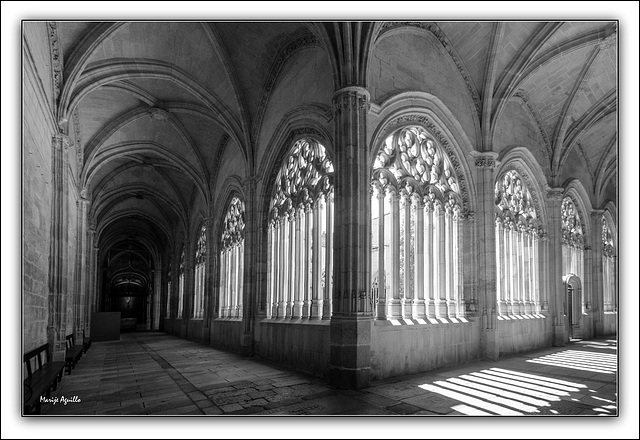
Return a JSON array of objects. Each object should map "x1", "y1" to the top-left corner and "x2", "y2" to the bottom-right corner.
[
  {"x1": 267, "y1": 138, "x2": 334, "y2": 319},
  {"x1": 602, "y1": 216, "x2": 616, "y2": 312},
  {"x1": 193, "y1": 225, "x2": 207, "y2": 319},
  {"x1": 220, "y1": 197, "x2": 244, "y2": 319},
  {"x1": 177, "y1": 247, "x2": 185, "y2": 319},
  {"x1": 371, "y1": 126, "x2": 462, "y2": 320},
  {"x1": 494, "y1": 170, "x2": 541, "y2": 316}
]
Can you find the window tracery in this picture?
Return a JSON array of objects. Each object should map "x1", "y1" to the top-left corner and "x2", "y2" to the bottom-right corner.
[
  {"x1": 193, "y1": 225, "x2": 206, "y2": 319},
  {"x1": 267, "y1": 138, "x2": 334, "y2": 319},
  {"x1": 561, "y1": 198, "x2": 584, "y2": 249},
  {"x1": 371, "y1": 125, "x2": 462, "y2": 320},
  {"x1": 494, "y1": 170, "x2": 541, "y2": 316},
  {"x1": 220, "y1": 198, "x2": 244, "y2": 319}
]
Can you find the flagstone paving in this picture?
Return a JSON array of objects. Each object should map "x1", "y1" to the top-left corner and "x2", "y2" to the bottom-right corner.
[{"x1": 40, "y1": 332, "x2": 617, "y2": 416}]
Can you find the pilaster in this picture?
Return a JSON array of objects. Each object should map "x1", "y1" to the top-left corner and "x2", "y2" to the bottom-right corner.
[
  {"x1": 48, "y1": 134, "x2": 71, "y2": 361},
  {"x1": 590, "y1": 210, "x2": 605, "y2": 336},
  {"x1": 241, "y1": 176, "x2": 258, "y2": 356},
  {"x1": 329, "y1": 86, "x2": 372, "y2": 389},
  {"x1": 546, "y1": 187, "x2": 566, "y2": 346}
]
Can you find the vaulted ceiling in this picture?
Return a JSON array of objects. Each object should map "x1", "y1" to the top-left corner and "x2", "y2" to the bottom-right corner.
[{"x1": 50, "y1": 20, "x2": 617, "y2": 259}]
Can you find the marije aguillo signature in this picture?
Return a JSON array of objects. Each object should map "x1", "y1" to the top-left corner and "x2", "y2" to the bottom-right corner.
[{"x1": 39, "y1": 395, "x2": 82, "y2": 405}]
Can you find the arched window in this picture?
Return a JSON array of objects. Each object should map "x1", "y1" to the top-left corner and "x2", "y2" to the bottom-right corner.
[
  {"x1": 220, "y1": 197, "x2": 245, "y2": 319},
  {"x1": 602, "y1": 216, "x2": 616, "y2": 313},
  {"x1": 177, "y1": 247, "x2": 185, "y2": 319},
  {"x1": 165, "y1": 256, "x2": 172, "y2": 318},
  {"x1": 267, "y1": 138, "x2": 334, "y2": 319},
  {"x1": 494, "y1": 170, "x2": 541, "y2": 316},
  {"x1": 193, "y1": 225, "x2": 206, "y2": 319},
  {"x1": 371, "y1": 126, "x2": 462, "y2": 320}
]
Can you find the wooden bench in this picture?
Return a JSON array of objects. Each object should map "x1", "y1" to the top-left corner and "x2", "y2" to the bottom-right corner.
[
  {"x1": 65, "y1": 334, "x2": 83, "y2": 374},
  {"x1": 82, "y1": 329, "x2": 91, "y2": 354},
  {"x1": 23, "y1": 343, "x2": 65, "y2": 415}
]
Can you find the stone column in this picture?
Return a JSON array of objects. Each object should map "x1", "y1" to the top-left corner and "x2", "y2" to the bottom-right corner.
[
  {"x1": 329, "y1": 86, "x2": 372, "y2": 390},
  {"x1": 241, "y1": 177, "x2": 258, "y2": 355},
  {"x1": 303, "y1": 204, "x2": 313, "y2": 318},
  {"x1": 375, "y1": 189, "x2": 387, "y2": 319},
  {"x1": 76, "y1": 196, "x2": 90, "y2": 343},
  {"x1": 85, "y1": 226, "x2": 96, "y2": 338},
  {"x1": 546, "y1": 188, "x2": 566, "y2": 346},
  {"x1": 388, "y1": 190, "x2": 401, "y2": 318},
  {"x1": 48, "y1": 134, "x2": 71, "y2": 361},
  {"x1": 590, "y1": 211, "x2": 605, "y2": 336},
  {"x1": 413, "y1": 195, "x2": 425, "y2": 319},
  {"x1": 470, "y1": 151, "x2": 499, "y2": 361}
]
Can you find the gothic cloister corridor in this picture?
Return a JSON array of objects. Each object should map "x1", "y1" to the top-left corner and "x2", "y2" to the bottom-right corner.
[{"x1": 8, "y1": 1, "x2": 639, "y2": 438}]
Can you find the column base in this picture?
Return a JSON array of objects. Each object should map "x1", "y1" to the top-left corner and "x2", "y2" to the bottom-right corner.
[
  {"x1": 482, "y1": 328, "x2": 500, "y2": 361},
  {"x1": 375, "y1": 299, "x2": 387, "y2": 320},
  {"x1": 311, "y1": 300, "x2": 323, "y2": 319},
  {"x1": 553, "y1": 324, "x2": 566, "y2": 346},
  {"x1": 329, "y1": 366, "x2": 371, "y2": 390},
  {"x1": 387, "y1": 299, "x2": 402, "y2": 319},
  {"x1": 412, "y1": 299, "x2": 426, "y2": 319},
  {"x1": 240, "y1": 332, "x2": 253, "y2": 356},
  {"x1": 329, "y1": 316, "x2": 372, "y2": 390}
]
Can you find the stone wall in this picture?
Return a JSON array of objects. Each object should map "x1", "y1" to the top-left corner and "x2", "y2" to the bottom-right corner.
[
  {"x1": 497, "y1": 316, "x2": 551, "y2": 355},
  {"x1": 23, "y1": 23, "x2": 55, "y2": 352},
  {"x1": 255, "y1": 320, "x2": 330, "y2": 378},
  {"x1": 371, "y1": 319, "x2": 482, "y2": 380},
  {"x1": 210, "y1": 319, "x2": 243, "y2": 353}
]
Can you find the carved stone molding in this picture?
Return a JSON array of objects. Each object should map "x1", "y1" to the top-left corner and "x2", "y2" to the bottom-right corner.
[
  {"x1": 147, "y1": 107, "x2": 170, "y2": 122},
  {"x1": 472, "y1": 152, "x2": 499, "y2": 170},
  {"x1": 332, "y1": 87, "x2": 370, "y2": 114},
  {"x1": 377, "y1": 22, "x2": 481, "y2": 117},
  {"x1": 545, "y1": 188, "x2": 564, "y2": 200},
  {"x1": 252, "y1": 33, "x2": 320, "y2": 147},
  {"x1": 73, "y1": 108, "x2": 83, "y2": 170},
  {"x1": 47, "y1": 21, "x2": 62, "y2": 102},
  {"x1": 513, "y1": 89, "x2": 552, "y2": 159},
  {"x1": 210, "y1": 133, "x2": 230, "y2": 192}
]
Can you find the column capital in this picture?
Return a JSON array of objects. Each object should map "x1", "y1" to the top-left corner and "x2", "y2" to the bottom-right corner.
[
  {"x1": 52, "y1": 133, "x2": 72, "y2": 151},
  {"x1": 241, "y1": 175, "x2": 259, "y2": 189},
  {"x1": 590, "y1": 209, "x2": 605, "y2": 220},
  {"x1": 332, "y1": 86, "x2": 370, "y2": 113},
  {"x1": 470, "y1": 151, "x2": 499, "y2": 169},
  {"x1": 545, "y1": 187, "x2": 565, "y2": 201}
]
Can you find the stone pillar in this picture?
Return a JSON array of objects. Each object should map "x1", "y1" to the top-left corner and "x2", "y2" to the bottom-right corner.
[
  {"x1": 329, "y1": 86, "x2": 372, "y2": 390},
  {"x1": 48, "y1": 134, "x2": 71, "y2": 361},
  {"x1": 388, "y1": 190, "x2": 401, "y2": 318},
  {"x1": 75, "y1": 196, "x2": 89, "y2": 343},
  {"x1": 375, "y1": 189, "x2": 387, "y2": 319},
  {"x1": 84, "y1": 226, "x2": 96, "y2": 338},
  {"x1": 470, "y1": 151, "x2": 499, "y2": 361},
  {"x1": 546, "y1": 188, "x2": 566, "y2": 346},
  {"x1": 590, "y1": 211, "x2": 605, "y2": 336},
  {"x1": 241, "y1": 177, "x2": 258, "y2": 355}
]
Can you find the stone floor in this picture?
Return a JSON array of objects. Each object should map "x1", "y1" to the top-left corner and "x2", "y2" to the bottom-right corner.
[{"x1": 41, "y1": 332, "x2": 618, "y2": 417}]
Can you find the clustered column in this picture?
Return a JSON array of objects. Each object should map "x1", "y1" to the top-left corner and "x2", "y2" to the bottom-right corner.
[{"x1": 48, "y1": 134, "x2": 71, "y2": 361}]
